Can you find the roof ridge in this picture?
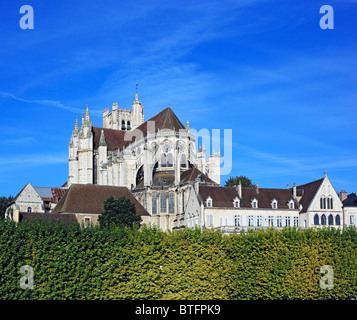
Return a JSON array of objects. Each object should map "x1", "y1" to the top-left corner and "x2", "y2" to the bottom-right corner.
[{"x1": 297, "y1": 177, "x2": 324, "y2": 188}]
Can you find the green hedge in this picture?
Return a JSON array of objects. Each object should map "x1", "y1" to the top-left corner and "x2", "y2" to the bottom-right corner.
[{"x1": 0, "y1": 219, "x2": 356, "y2": 300}]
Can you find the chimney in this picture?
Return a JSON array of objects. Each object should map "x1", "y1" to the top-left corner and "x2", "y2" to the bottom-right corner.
[
  {"x1": 340, "y1": 190, "x2": 347, "y2": 202},
  {"x1": 236, "y1": 180, "x2": 242, "y2": 198},
  {"x1": 256, "y1": 182, "x2": 259, "y2": 194},
  {"x1": 293, "y1": 183, "x2": 296, "y2": 199}
]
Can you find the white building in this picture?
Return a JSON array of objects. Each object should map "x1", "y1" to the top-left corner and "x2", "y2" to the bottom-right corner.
[
  {"x1": 342, "y1": 192, "x2": 357, "y2": 227},
  {"x1": 296, "y1": 172, "x2": 343, "y2": 228},
  {"x1": 6, "y1": 182, "x2": 67, "y2": 219},
  {"x1": 185, "y1": 172, "x2": 345, "y2": 233},
  {"x1": 185, "y1": 180, "x2": 300, "y2": 232}
]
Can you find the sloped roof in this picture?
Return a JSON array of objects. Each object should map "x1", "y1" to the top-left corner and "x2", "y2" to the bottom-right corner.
[
  {"x1": 180, "y1": 167, "x2": 216, "y2": 184},
  {"x1": 343, "y1": 193, "x2": 357, "y2": 207},
  {"x1": 18, "y1": 212, "x2": 77, "y2": 225},
  {"x1": 10, "y1": 183, "x2": 66, "y2": 205},
  {"x1": 135, "y1": 167, "x2": 215, "y2": 188},
  {"x1": 93, "y1": 106, "x2": 185, "y2": 151},
  {"x1": 34, "y1": 187, "x2": 66, "y2": 202},
  {"x1": 198, "y1": 185, "x2": 298, "y2": 209},
  {"x1": 52, "y1": 184, "x2": 149, "y2": 216},
  {"x1": 296, "y1": 178, "x2": 324, "y2": 213}
]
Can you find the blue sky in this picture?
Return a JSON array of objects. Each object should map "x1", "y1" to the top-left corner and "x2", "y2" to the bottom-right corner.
[{"x1": 0, "y1": 0, "x2": 356, "y2": 197}]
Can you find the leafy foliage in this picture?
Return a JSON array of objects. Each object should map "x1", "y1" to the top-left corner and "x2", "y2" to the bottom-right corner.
[
  {"x1": 0, "y1": 195, "x2": 14, "y2": 219},
  {"x1": 225, "y1": 175, "x2": 255, "y2": 188},
  {"x1": 98, "y1": 196, "x2": 142, "y2": 229},
  {"x1": 0, "y1": 219, "x2": 356, "y2": 300}
]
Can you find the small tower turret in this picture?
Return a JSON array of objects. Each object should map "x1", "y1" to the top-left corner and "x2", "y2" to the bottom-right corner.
[{"x1": 131, "y1": 87, "x2": 144, "y2": 129}]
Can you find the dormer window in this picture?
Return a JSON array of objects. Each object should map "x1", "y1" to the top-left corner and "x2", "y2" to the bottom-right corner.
[
  {"x1": 206, "y1": 197, "x2": 212, "y2": 208},
  {"x1": 251, "y1": 198, "x2": 258, "y2": 208},
  {"x1": 288, "y1": 200, "x2": 294, "y2": 209},
  {"x1": 271, "y1": 199, "x2": 278, "y2": 209},
  {"x1": 233, "y1": 197, "x2": 240, "y2": 208}
]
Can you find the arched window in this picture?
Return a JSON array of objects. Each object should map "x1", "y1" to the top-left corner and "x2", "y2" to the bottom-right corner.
[
  {"x1": 127, "y1": 121, "x2": 131, "y2": 130},
  {"x1": 328, "y1": 198, "x2": 333, "y2": 209},
  {"x1": 233, "y1": 197, "x2": 240, "y2": 208},
  {"x1": 321, "y1": 214, "x2": 326, "y2": 225},
  {"x1": 121, "y1": 120, "x2": 126, "y2": 130},
  {"x1": 152, "y1": 193, "x2": 158, "y2": 214},
  {"x1": 314, "y1": 214, "x2": 319, "y2": 225},
  {"x1": 180, "y1": 154, "x2": 187, "y2": 168},
  {"x1": 328, "y1": 214, "x2": 334, "y2": 225},
  {"x1": 160, "y1": 194, "x2": 167, "y2": 213},
  {"x1": 320, "y1": 197, "x2": 327, "y2": 209},
  {"x1": 335, "y1": 214, "x2": 341, "y2": 225},
  {"x1": 27, "y1": 207, "x2": 32, "y2": 213},
  {"x1": 206, "y1": 197, "x2": 212, "y2": 207},
  {"x1": 161, "y1": 154, "x2": 167, "y2": 167},
  {"x1": 252, "y1": 199, "x2": 258, "y2": 208},
  {"x1": 182, "y1": 191, "x2": 185, "y2": 212},
  {"x1": 168, "y1": 193, "x2": 175, "y2": 214},
  {"x1": 167, "y1": 153, "x2": 173, "y2": 167},
  {"x1": 289, "y1": 200, "x2": 294, "y2": 209}
]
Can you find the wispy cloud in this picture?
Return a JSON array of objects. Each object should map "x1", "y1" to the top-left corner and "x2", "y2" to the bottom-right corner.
[
  {"x1": 0, "y1": 91, "x2": 103, "y2": 116},
  {"x1": 0, "y1": 92, "x2": 82, "y2": 114}
]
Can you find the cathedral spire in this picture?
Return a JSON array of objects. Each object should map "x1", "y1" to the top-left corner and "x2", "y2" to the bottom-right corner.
[
  {"x1": 132, "y1": 85, "x2": 144, "y2": 129},
  {"x1": 73, "y1": 116, "x2": 79, "y2": 135},
  {"x1": 83, "y1": 104, "x2": 92, "y2": 127},
  {"x1": 99, "y1": 129, "x2": 107, "y2": 146}
]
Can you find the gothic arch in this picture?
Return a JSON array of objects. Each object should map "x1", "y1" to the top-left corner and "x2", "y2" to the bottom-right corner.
[
  {"x1": 135, "y1": 165, "x2": 144, "y2": 186},
  {"x1": 314, "y1": 214, "x2": 319, "y2": 225}
]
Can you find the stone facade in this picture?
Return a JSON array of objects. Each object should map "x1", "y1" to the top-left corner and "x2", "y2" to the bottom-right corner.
[
  {"x1": 67, "y1": 93, "x2": 221, "y2": 230},
  {"x1": 6, "y1": 182, "x2": 66, "y2": 218}
]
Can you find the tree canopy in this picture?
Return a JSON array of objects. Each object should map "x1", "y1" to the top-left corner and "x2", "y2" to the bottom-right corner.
[
  {"x1": 98, "y1": 196, "x2": 142, "y2": 229},
  {"x1": 225, "y1": 176, "x2": 255, "y2": 188},
  {"x1": 0, "y1": 195, "x2": 14, "y2": 219}
]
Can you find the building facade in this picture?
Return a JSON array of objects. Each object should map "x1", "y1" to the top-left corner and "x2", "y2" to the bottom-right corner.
[
  {"x1": 342, "y1": 192, "x2": 357, "y2": 227},
  {"x1": 67, "y1": 92, "x2": 221, "y2": 230},
  {"x1": 8, "y1": 91, "x2": 353, "y2": 231},
  {"x1": 6, "y1": 182, "x2": 66, "y2": 217},
  {"x1": 185, "y1": 173, "x2": 345, "y2": 233}
]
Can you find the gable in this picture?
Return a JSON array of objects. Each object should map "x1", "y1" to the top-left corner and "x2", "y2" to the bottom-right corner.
[
  {"x1": 15, "y1": 183, "x2": 42, "y2": 204},
  {"x1": 93, "y1": 107, "x2": 185, "y2": 151},
  {"x1": 307, "y1": 177, "x2": 342, "y2": 212},
  {"x1": 185, "y1": 186, "x2": 201, "y2": 216}
]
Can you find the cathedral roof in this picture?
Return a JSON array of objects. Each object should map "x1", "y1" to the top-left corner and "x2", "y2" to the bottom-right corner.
[
  {"x1": 93, "y1": 106, "x2": 185, "y2": 151},
  {"x1": 134, "y1": 167, "x2": 215, "y2": 189},
  {"x1": 52, "y1": 184, "x2": 150, "y2": 216}
]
